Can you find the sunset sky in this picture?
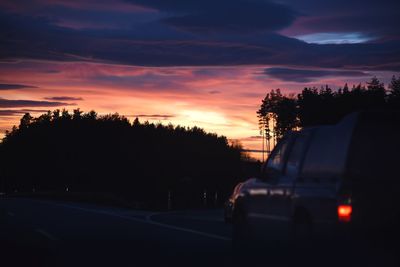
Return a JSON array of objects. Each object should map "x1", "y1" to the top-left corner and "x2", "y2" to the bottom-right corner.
[{"x1": 1, "y1": 0, "x2": 399, "y2": 159}]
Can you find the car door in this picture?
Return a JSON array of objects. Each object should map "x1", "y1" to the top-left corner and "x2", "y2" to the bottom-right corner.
[
  {"x1": 262, "y1": 133, "x2": 299, "y2": 239},
  {"x1": 270, "y1": 131, "x2": 312, "y2": 239},
  {"x1": 246, "y1": 134, "x2": 294, "y2": 239}
]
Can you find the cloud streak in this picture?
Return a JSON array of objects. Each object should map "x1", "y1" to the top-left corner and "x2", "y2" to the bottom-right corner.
[
  {"x1": 44, "y1": 96, "x2": 84, "y2": 101},
  {"x1": 0, "y1": 3, "x2": 399, "y2": 71},
  {"x1": 264, "y1": 68, "x2": 369, "y2": 82},
  {"x1": 0, "y1": 83, "x2": 37, "y2": 90},
  {"x1": 0, "y1": 109, "x2": 49, "y2": 116},
  {"x1": 0, "y1": 98, "x2": 73, "y2": 108},
  {"x1": 156, "y1": 0, "x2": 297, "y2": 34}
]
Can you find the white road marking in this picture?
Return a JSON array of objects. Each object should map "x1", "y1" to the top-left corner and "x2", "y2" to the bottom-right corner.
[
  {"x1": 31, "y1": 200, "x2": 231, "y2": 242},
  {"x1": 35, "y1": 228, "x2": 57, "y2": 241},
  {"x1": 151, "y1": 213, "x2": 225, "y2": 223},
  {"x1": 145, "y1": 213, "x2": 158, "y2": 221},
  {"x1": 178, "y1": 216, "x2": 224, "y2": 222},
  {"x1": 145, "y1": 215, "x2": 231, "y2": 241}
]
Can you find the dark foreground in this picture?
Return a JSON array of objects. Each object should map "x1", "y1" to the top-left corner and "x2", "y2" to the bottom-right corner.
[{"x1": 0, "y1": 197, "x2": 398, "y2": 267}]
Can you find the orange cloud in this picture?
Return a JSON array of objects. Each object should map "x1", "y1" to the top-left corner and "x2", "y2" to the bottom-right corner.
[{"x1": 0, "y1": 60, "x2": 395, "y2": 160}]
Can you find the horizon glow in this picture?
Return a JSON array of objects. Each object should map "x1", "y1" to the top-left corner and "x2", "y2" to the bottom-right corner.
[
  {"x1": 0, "y1": 60, "x2": 395, "y2": 160},
  {"x1": 1, "y1": 0, "x2": 399, "y2": 160}
]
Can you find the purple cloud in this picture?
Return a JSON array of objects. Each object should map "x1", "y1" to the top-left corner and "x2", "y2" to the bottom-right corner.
[
  {"x1": 264, "y1": 68, "x2": 369, "y2": 82},
  {"x1": 0, "y1": 98, "x2": 73, "y2": 108},
  {"x1": 0, "y1": 109, "x2": 49, "y2": 116},
  {"x1": 0, "y1": 0, "x2": 399, "y2": 72},
  {"x1": 0, "y1": 83, "x2": 37, "y2": 90},
  {"x1": 44, "y1": 96, "x2": 84, "y2": 101}
]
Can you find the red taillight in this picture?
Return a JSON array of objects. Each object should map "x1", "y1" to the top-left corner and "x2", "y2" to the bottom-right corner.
[{"x1": 338, "y1": 204, "x2": 352, "y2": 222}]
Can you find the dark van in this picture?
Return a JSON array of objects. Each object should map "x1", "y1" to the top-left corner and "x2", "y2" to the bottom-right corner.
[{"x1": 233, "y1": 111, "x2": 400, "y2": 247}]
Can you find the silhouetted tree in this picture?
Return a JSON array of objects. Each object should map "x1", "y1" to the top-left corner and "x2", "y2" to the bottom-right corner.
[
  {"x1": 19, "y1": 113, "x2": 33, "y2": 129},
  {"x1": 259, "y1": 77, "x2": 399, "y2": 142},
  {"x1": 257, "y1": 89, "x2": 298, "y2": 152},
  {"x1": 73, "y1": 108, "x2": 83, "y2": 120},
  {"x1": 61, "y1": 109, "x2": 72, "y2": 120},
  {"x1": 388, "y1": 75, "x2": 400, "y2": 108},
  {"x1": 0, "y1": 109, "x2": 247, "y2": 209},
  {"x1": 133, "y1": 117, "x2": 140, "y2": 127},
  {"x1": 366, "y1": 76, "x2": 386, "y2": 107}
]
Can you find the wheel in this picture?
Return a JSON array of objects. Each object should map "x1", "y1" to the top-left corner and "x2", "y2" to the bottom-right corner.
[
  {"x1": 223, "y1": 206, "x2": 233, "y2": 224},
  {"x1": 291, "y1": 211, "x2": 313, "y2": 249},
  {"x1": 232, "y1": 209, "x2": 253, "y2": 253}
]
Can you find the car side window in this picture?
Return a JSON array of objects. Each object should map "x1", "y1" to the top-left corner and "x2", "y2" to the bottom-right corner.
[
  {"x1": 284, "y1": 132, "x2": 310, "y2": 181},
  {"x1": 263, "y1": 136, "x2": 292, "y2": 181}
]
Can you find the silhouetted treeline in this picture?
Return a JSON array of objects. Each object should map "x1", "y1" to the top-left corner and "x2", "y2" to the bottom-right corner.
[
  {"x1": 0, "y1": 110, "x2": 257, "y2": 209},
  {"x1": 258, "y1": 76, "x2": 400, "y2": 147}
]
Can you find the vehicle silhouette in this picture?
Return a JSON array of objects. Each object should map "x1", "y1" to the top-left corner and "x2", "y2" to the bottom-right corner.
[{"x1": 232, "y1": 110, "x2": 400, "y2": 253}]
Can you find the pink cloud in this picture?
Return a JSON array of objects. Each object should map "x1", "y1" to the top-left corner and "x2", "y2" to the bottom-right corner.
[
  {"x1": 0, "y1": 0, "x2": 156, "y2": 14},
  {"x1": 0, "y1": 60, "x2": 396, "y2": 160}
]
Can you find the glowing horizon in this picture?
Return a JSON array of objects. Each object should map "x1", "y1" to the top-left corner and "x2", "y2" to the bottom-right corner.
[
  {"x1": 1, "y1": 0, "x2": 399, "y2": 160},
  {"x1": 0, "y1": 60, "x2": 395, "y2": 160}
]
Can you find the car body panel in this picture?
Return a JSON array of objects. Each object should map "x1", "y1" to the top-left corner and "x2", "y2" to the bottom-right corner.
[{"x1": 232, "y1": 111, "x2": 400, "y2": 243}]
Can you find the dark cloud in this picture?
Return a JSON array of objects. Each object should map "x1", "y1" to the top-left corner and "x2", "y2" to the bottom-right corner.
[
  {"x1": 264, "y1": 68, "x2": 368, "y2": 82},
  {"x1": 44, "y1": 96, "x2": 84, "y2": 101},
  {"x1": 42, "y1": 70, "x2": 61, "y2": 73},
  {"x1": 208, "y1": 90, "x2": 221, "y2": 94},
  {"x1": 0, "y1": 98, "x2": 73, "y2": 108},
  {"x1": 93, "y1": 73, "x2": 187, "y2": 91},
  {"x1": 0, "y1": 83, "x2": 37, "y2": 90},
  {"x1": 0, "y1": 109, "x2": 49, "y2": 116},
  {"x1": 281, "y1": 0, "x2": 400, "y2": 40},
  {"x1": 291, "y1": 15, "x2": 400, "y2": 41},
  {"x1": 164, "y1": 2, "x2": 296, "y2": 34},
  {"x1": 128, "y1": 0, "x2": 297, "y2": 34},
  {"x1": 0, "y1": 1, "x2": 399, "y2": 72}
]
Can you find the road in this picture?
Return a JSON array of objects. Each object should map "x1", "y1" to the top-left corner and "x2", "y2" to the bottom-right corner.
[
  {"x1": 1, "y1": 197, "x2": 398, "y2": 267},
  {"x1": 1, "y1": 197, "x2": 234, "y2": 267}
]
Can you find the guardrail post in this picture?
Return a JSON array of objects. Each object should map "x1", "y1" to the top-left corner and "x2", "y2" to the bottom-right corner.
[
  {"x1": 203, "y1": 189, "x2": 207, "y2": 207},
  {"x1": 167, "y1": 190, "x2": 172, "y2": 210}
]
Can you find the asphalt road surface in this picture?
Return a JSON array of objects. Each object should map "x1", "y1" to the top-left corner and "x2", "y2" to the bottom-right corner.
[{"x1": 1, "y1": 197, "x2": 398, "y2": 267}]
